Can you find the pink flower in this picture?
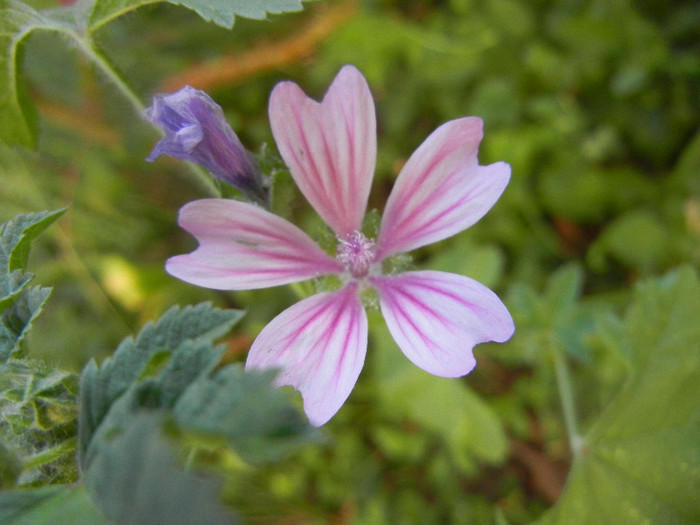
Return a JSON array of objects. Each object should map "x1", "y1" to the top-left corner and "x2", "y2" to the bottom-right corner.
[{"x1": 166, "y1": 66, "x2": 514, "y2": 426}]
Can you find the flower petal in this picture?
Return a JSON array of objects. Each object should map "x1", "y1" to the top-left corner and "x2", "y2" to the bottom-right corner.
[
  {"x1": 166, "y1": 199, "x2": 342, "y2": 290},
  {"x1": 246, "y1": 284, "x2": 368, "y2": 426},
  {"x1": 371, "y1": 270, "x2": 514, "y2": 377},
  {"x1": 269, "y1": 65, "x2": 376, "y2": 237},
  {"x1": 376, "y1": 118, "x2": 510, "y2": 260}
]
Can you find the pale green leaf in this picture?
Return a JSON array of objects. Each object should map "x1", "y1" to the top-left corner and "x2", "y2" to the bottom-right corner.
[{"x1": 537, "y1": 267, "x2": 700, "y2": 525}]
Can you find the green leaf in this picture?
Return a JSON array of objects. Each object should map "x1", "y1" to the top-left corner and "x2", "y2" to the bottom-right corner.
[
  {"x1": 0, "y1": 485, "x2": 109, "y2": 525},
  {"x1": 1, "y1": 209, "x2": 66, "y2": 274},
  {"x1": 537, "y1": 267, "x2": 700, "y2": 525},
  {"x1": 371, "y1": 324, "x2": 508, "y2": 471},
  {"x1": 0, "y1": 1, "x2": 68, "y2": 147},
  {"x1": 87, "y1": 0, "x2": 303, "y2": 32},
  {"x1": 0, "y1": 209, "x2": 65, "y2": 310},
  {"x1": 173, "y1": 364, "x2": 320, "y2": 463},
  {"x1": 78, "y1": 303, "x2": 243, "y2": 467},
  {"x1": 507, "y1": 264, "x2": 597, "y2": 362},
  {"x1": 0, "y1": 286, "x2": 51, "y2": 361},
  {"x1": 0, "y1": 359, "x2": 78, "y2": 486},
  {"x1": 84, "y1": 412, "x2": 238, "y2": 525}
]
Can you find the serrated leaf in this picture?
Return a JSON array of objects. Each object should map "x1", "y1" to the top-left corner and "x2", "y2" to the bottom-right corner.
[
  {"x1": 0, "y1": 1, "x2": 68, "y2": 147},
  {"x1": 0, "y1": 485, "x2": 108, "y2": 525},
  {"x1": 0, "y1": 286, "x2": 51, "y2": 361},
  {"x1": 0, "y1": 209, "x2": 65, "y2": 310},
  {"x1": 2, "y1": 209, "x2": 66, "y2": 273},
  {"x1": 87, "y1": 0, "x2": 303, "y2": 32},
  {"x1": 537, "y1": 267, "x2": 700, "y2": 525},
  {"x1": 173, "y1": 364, "x2": 320, "y2": 463},
  {"x1": 78, "y1": 303, "x2": 243, "y2": 467},
  {"x1": 84, "y1": 412, "x2": 238, "y2": 525},
  {"x1": 0, "y1": 359, "x2": 78, "y2": 485}
]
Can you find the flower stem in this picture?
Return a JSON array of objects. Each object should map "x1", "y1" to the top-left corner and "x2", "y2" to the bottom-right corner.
[
  {"x1": 67, "y1": 30, "x2": 219, "y2": 196},
  {"x1": 551, "y1": 342, "x2": 584, "y2": 459}
]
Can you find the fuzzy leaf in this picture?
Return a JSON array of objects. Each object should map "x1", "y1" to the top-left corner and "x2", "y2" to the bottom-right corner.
[
  {"x1": 78, "y1": 303, "x2": 243, "y2": 467},
  {"x1": 0, "y1": 286, "x2": 51, "y2": 361},
  {"x1": 0, "y1": 209, "x2": 65, "y2": 310},
  {"x1": 0, "y1": 2, "x2": 68, "y2": 147},
  {"x1": 173, "y1": 365, "x2": 320, "y2": 463},
  {"x1": 88, "y1": 0, "x2": 303, "y2": 32},
  {"x1": 0, "y1": 485, "x2": 108, "y2": 525},
  {"x1": 0, "y1": 359, "x2": 78, "y2": 486},
  {"x1": 84, "y1": 412, "x2": 238, "y2": 525},
  {"x1": 537, "y1": 267, "x2": 700, "y2": 525}
]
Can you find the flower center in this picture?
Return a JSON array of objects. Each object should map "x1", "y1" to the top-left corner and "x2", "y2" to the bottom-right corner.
[{"x1": 336, "y1": 231, "x2": 377, "y2": 278}]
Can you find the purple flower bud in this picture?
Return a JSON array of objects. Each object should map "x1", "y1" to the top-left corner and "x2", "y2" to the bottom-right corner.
[{"x1": 145, "y1": 86, "x2": 268, "y2": 204}]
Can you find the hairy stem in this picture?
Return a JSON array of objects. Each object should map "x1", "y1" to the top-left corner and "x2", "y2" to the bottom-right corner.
[{"x1": 68, "y1": 31, "x2": 219, "y2": 197}]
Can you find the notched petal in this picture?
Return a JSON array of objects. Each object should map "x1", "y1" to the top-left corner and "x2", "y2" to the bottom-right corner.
[
  {"x1": 371, "y1": 270, "x2": 514, "y2": 377},
  {"x1": 377, "y1": 118, "x2": 510, "y2": 259},
  {"x1": 246, "y1": 285, "x2": 368, "y2": 426},
  {"x1": 166, "y1": 199, "x2": 342, "y2": 290},
  {"x1": 269, "y1": 65, "x2": 376, "y2": 236}
]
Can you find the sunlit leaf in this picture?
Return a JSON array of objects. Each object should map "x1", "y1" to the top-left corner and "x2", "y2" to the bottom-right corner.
[{"x1": 537, "y1": 267, "x2": 700, "y2": 525}]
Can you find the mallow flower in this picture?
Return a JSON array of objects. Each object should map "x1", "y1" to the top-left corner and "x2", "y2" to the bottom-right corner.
[
  {"x1": 145, "y1": 85, "x2": 269, "y2": 205},
  {"x1": 165, "y1": 66, "x2": 514, "y2": 426}
]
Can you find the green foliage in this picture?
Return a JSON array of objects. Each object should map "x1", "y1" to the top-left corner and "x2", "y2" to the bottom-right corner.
[
  {"x1": 84, "y1": 413, "x2": 238, "y2": 525},
  {"x1": 173, "y1": 365, "x2": 320, "y2": 463},
  {"x1": 373, "y1": 324, "x2": 508, "y2": 471},
  {"x1": 538, "y1": 267, "x2": 700, "y2": 525},
  {"x1": 0, "y1": 360, "x2": 78, "y2": 485},
  {"x1": 0, "y1": 209, "x2": 64, "y2": 315},
  {"x1": 1, "y1": 0, "x2": 307, "y2": 147},
  {"x1": 77, "y1": 302, "x2": 243, "y2": 467},
  {"x1": 0, "y1": 209, "x2": 75, "y2": 487},
  {"x1": 88, "y1": 0, "x2": 304, "y2": 32},
  {"x1": 0, "y1": 1, "x2": 54, "y2": 147},
  {"x1": 0, "y1": 485, "x2": 108, "y2": 525},
  {"x1": 1, "y1": 0, "x2": 699, "y2": 523}
]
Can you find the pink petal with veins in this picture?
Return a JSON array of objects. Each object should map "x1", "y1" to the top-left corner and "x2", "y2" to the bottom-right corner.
[
  {"x1": 166, "y1": 199, "x2": 342, "y2": 290},
  {"x1": 269, "y1": 65, "x2": 376, "y2": 237},
  {"x1": 371, "y1": 270, "x2": 514, "y2": 377},
  {"x1": 246, "y1": 284, "x2": 368, "y2": 426},
  {"x1": 376, "y1": 118, "x2": 510, "y2": 260}
]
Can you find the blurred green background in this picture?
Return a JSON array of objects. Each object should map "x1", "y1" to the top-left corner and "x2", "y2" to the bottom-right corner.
[{"x1": 1, "y1": 0, "x2": 699, "y2": 523}]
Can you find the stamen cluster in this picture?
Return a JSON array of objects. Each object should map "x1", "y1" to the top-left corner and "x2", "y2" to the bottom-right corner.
[{"x1": 336, "y1": 231, "x2": 376, "y2": 278}]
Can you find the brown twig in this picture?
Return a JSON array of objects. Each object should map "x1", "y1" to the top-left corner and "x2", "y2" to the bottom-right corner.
[{"x1": 160, "y1": 0, "x2": 359, "y2": 93}]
